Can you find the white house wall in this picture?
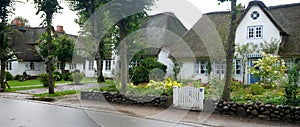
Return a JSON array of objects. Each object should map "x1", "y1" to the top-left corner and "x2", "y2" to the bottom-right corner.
[
  {"x1": 158, "y1": 47, "x2": 174, "y2": 77},
  {"x1": 8, "y1": 61, "x2": 46, "y2": 76},
  {"x1": 235, "y1": 6, "x2": 281, "y2": 45}
]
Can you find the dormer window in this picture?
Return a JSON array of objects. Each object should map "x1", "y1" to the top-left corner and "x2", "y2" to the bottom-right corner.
[
  {"x1": 247, "y1": 25, "x2": 263, "y2": 39},
  {"x1": 251, "y1": 11, "x2": 260, "y2": 20}
]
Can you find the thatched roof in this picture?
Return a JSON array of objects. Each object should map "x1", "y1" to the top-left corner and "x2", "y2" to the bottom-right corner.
[
  {"x1": 172, "y1": 1, "x2": 300, "y2": 58},
  {"x1": 10, "y1": 26, "x2": 46, "y2": 61},
  {"x1": 135, "y1": 12, "x2": 188, "y2": 52},
  {"x1": 269, "y1": 3, "x2": 300, "y2": 56},
  {"x1": 170, "y1": 12, "x2": 229, "y2": 59}
]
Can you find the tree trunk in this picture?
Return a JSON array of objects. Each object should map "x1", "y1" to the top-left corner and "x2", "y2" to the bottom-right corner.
[
  {"x1": 47, "y1": 18, "x2": 55, "y2": 94},
  {"x1": 61, "y1": 60, "x2": 66, "y2": 75},
  {"x1": 242, "y1": 59, "x2": 246, "y2": 84},
  {"x1": 222, "y1": 0, "x2": 237, "y2": 101},
  {"x1": 118, "y1": 21, "x2": 128, "y2": 94},
  {"x1": 0, "y1": 60, "x2": 6, "y2": 89},
  {"x1": 96, "y1": 57, "x2": 105, "y2": 82}
]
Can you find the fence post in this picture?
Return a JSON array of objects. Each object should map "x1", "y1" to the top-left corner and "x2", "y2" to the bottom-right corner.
[
  {"x1": 199, "y1": 87, "x2": 205, "y2": 110},
  {"x1": 173, "y1": 86, "x2": 178, "y2": 107}
]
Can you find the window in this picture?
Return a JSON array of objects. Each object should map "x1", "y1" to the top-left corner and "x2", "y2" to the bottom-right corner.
[
  {"x1": 250, "y1": 11, "x2": 260, "y2": 20},
  {"x1": 105, "y1": 60, "x2": 111, "y2": 71},
  {"x1": 71, "y1": 63, "x2": 76, "y2": 70},
  {"x1": 25, "y1": 62, "x2": 40, "y2": 71},
  {"x1": 83, "y1": 63, "x2": 85, "y2": 70},
  {"x1": 88, "y1": 60, "x2": 94, "y2": 70},
  {"x1": 195, "y1": 60, "x2": 207, "y2": 74},
  {"x1": 248, "y1": 26, "x2": 263, "y2": 39},
  {"x1": 30, "y1": 62, "x2": 35, "y2": 70},
  {"x1": 6, "y1": 62, "x2": 12, "y2": 70},
  {"x1": 214, "y1": 61, "x2": 226, "y2": 74},
  {"x1": 235, "y1": 59, "x2": 242, "y2": 75}
]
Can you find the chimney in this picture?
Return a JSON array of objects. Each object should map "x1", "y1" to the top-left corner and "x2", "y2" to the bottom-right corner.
[
  {"x1": 56, "y1": 25, "x2": 65, "y2": 33},
  {"x1": 13, "y1": 18, "x2": 23, "y2": 26}
]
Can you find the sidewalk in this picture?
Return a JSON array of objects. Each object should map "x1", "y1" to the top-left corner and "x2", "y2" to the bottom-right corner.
[
  {"x1": 55, "y1": 94, "x2": 300, "y2": 127},
  {"x1": 0, "y1": 92, "x2": 299, "y2": 127}
]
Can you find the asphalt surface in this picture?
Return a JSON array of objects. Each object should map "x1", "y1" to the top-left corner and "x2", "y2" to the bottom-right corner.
[{"x1": 0, "y1": 98, "x2": 207, "y2": 127}]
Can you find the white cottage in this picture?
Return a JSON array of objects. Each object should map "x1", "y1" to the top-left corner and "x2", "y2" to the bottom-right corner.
[{"x1": 171, "y1": 1, "x2": 300, "y2": 84}]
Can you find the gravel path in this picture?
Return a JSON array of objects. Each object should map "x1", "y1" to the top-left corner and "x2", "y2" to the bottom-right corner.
[{"x1": 17, "y1": 83, "x2": 106, "y2": 94}]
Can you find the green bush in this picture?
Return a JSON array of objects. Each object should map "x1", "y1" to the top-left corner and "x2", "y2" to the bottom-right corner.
[
  {"x1": 230, "y1": 78, "x2": 244, "y2": 91},
  {"x1": 100, "y1": 84, "x2": 118, "y2": 92},
  {"x1": 72, "y1": 72, "x2": 84, "y2": 85},
  {"x1": 63, "y1": 72, "x2": 72, "y2": 81},
  {"x1": 249, "y1": 84, "x2": 264, "y2": 95},
  {"x1": 38, "y1": 73, "x2": 49, "y2": 87},
  {"x1": 129, "y1": 57, "x2": 167, "y2": 85},
  {"x1": 14, "y1": 74, "x2": 22, "y2": 80},
  {"x1": 284, "y1": 64, "x2": 299, "y2": 106},
  {"x1": 5, "y1": 71, "x2": 13, "y2": 81},
  {"x1": 53, "y1": 71, "x2": 63, "y2": 81}
]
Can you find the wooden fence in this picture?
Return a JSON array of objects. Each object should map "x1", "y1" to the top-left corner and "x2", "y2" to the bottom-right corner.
[{"x1": 173, "y1": 86, "x2": 205, "y2": 110}]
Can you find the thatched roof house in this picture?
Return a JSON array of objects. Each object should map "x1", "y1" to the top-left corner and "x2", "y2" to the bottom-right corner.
[
  {"x1": 10, "y1": 26, "x2": 46, "y2": 62},
  {"x1": 171, "y1": 1, "x2": 300, "y2": 59}
]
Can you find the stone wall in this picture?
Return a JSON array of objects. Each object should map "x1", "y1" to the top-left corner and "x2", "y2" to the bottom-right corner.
[
  {"x1": 81, "y1": 91, "x2": 172, "y2": 108},
  {"x1": 215, "y1": 100, "x2": 300, "y2": 121}
]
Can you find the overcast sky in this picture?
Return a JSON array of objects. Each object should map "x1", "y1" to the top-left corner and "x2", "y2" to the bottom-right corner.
[{"x1": 10, "y1": 0, "x2": 300, "y2": 35}]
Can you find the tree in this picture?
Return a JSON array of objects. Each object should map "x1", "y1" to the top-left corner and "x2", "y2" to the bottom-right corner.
[
  {"x1": 11, "y1": 16, "x2": 31, "y2": 26},
  {"x1": 218, "y1": 0, "x2": 237, "y2": 101},
  {"x1": 235, "y1": 43, "x2": 258, "y2": 84},
  {"x1": 56, "y1": 34, "x2": 75, "y2": 75},
  {"x1": 34, "y1": 0, "x2": 62, "y2": 94},
  {"x1": 108, "y1": 0, "x2": 155, "y2": 94},
  {"x1": 0, "y1": 0, "x2": 16, "y2": 90},
  {"x1": 67, "y1": 0, "x2": 155, "y2": 94},
  {"x1": 66, "y1": 0, "x2": 111, "y2": 83},
  {"x1": 249, "y1": 52, "x2": 287, "y2": 88}
]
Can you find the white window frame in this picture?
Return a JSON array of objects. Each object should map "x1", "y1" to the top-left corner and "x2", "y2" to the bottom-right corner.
[
  {"x1": 88, "y1": 60, "x2": 94, "y2": 70},
  {"x1": 25, "y1": 62, "x2": 40, "y2": 71},
  {"x1": 105, "y1": 60, "x2": 111, "y2": 71},
  {"x1": 235, "y1": 59, "x2": 242, "y2": 75},
  {"x1": 71, "y1": 63, "x2": 77, "y2": 70},
  {"x1": 247, "y1": 25, "x2": 263, "y2": 39},
  {"x1": 214, "y1": 61, "x2": 226, "y2": 74},
  {"x1": 6, "y1": 62, "x2": 12, "y2": 70},
  {"x1": 195, "y1": 60, "x2": 207, "y2": 75}
]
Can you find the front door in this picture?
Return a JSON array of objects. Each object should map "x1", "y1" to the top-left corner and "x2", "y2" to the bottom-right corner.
[{"x1": 248, "y1": 59, "x2": 260, "y2": 84}]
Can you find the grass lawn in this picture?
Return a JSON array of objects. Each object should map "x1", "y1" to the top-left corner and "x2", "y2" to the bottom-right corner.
[
  {"x1": 7, "y1": 79, "x2": 71, "y2": 87},
  {"x1": 33, "y1": 90, "x2": 78, "y2": 98},
  {"x1": 5, "y1": 86, "x2": 45, "y2": 92}
]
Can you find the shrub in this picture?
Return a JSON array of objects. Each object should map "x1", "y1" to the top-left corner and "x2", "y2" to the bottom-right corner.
[
  {"x1": 38, "y1": 73, "x2": 49, "y2": 87},
  {"x1": 249, "y1": 84, "x2": 264, "y2": 95},
  {"x1": 72, "y1": 72, "x2": 84, "y2": 85},
  {"x1": 63, "y1": 72, "x2": 72, "y2": 81},
  {"x1": 100, "y1": 84, "x2": 118, "y2": 92},
  {"x1": 53, "y1": 71, "x2": 63, "y2": 81},
  {"x1": 284, "y1": 63, "x2": 299, "y2": 106},
  {"x1": 5, "y1": 72, "x2": 13, "y2": 81},
  {"x1": 248, "y1": 52, "x2": 287, "y2": 88},
  {"x1": 129, "y1": 57, "x2": 167, "y2": 85},
  {"x1": 230, "y1": 78, "x2": 244, "y2": 91},
  {"x1": 14, "y1": 74, "x2": 22, "y2": 80}
]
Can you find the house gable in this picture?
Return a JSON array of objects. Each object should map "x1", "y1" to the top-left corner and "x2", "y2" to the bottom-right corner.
[{"x1": 235, "y1": 1, "x2": 284, "y2": 46}]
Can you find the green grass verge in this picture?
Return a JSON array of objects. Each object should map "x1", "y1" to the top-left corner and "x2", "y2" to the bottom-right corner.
[
  {"x1": 7, "y1": 79, "x2": 71, "y2": 87},
  {"x1": 99, "y1": 79, "x2": 114, "y2": 85},
  {"x1": 5, "y1": 86, "x2": 45, "y2": 92},
  {"x1": 33, "y1": 90, "x2": 78, "y2": 98}
]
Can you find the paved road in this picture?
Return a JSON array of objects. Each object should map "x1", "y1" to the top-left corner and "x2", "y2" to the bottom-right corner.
[{"x1": 0, "y1": 98, "x2": 206, "y2": 127}]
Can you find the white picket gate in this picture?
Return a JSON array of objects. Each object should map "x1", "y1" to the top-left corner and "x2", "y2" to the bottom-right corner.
[{"x1": 173, "y1": 86, "x2": 205, "y2": 110}]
